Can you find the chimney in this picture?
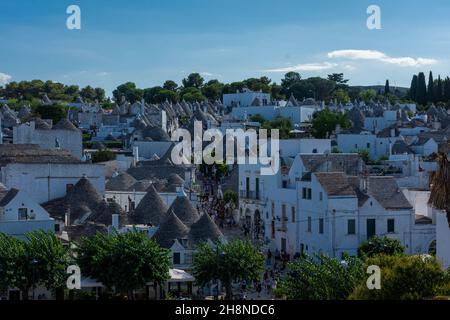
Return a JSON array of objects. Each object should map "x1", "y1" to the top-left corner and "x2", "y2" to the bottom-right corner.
[
  {"x1": 112, "y1": 214, "x2": 119, "y2": 230},
  {"x1": 65, "y1": 209, "x2": 70, "y2": 226},
  {"x1": 132, "y1": 146, "x2": 139, "y2": 166}
]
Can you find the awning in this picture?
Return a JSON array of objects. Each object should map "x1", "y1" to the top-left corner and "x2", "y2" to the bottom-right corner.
[{"x1": 168, "y1": 268, "x2": 195, "y2": 282}]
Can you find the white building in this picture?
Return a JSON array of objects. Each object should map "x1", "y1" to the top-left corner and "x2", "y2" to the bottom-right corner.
[
  {"x1": 13, "y1": 119, "x2": 83, "y2": 159},
  {"x1": 0, "y1": 144, "x2": 105, "y2": 203},
  {"x1": 239, "y1": 151, "x2": 435, "y2": 258},
  {"x1": 223, "y1": 89, "x2": 271, "y2": 108},
  {"x1": 0, "y1": 188, "x2": 55, "y2": 239}
]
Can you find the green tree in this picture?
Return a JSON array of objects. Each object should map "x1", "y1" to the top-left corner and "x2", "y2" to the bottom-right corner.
[
  {"x1": 0, "y1": 233, "x2": 34, "y2": 300},
  {"x1": 435, "y1": 75, "x2": 443, "y2": 103},
  {"x1": 35, "y1": 104, "x2": 67, "y2": 123},
  {"x1": 409, "y1": 74, "x2": 418, "y2": 101},
  {"x1": 281, "y1": 72, "x2": 302, "y2": 93},
  {"x1": 163, "y1": 80, "x2": 178, "y2": 91},
  {"x1": 275, "y1": 253, "x2": 365, "y2": 300},
  {"x1": 180, "y1": 87, "x2": 206, "y2": 102},
  {"x1": 80, "y1": 86, "x2": 97, "y2": 102},
  {"x1": 427, "y1": 71, "x2": 434, "y2": 103},
  {"x1": 444, "y1": 77, "x2": 450, "y2": 102},
  {"x1": 182, "y1": 73, "x2": 204, "y2": 89},
  {"x1": 249, "y1": 113, "x2": 266, "y2": 123},
  {"x1": 192, "y1": 240, "x2": 264, "y2": 299},
  {"x1": 223, "y1": 190, "x2": 238, "y2": 207},
  {"x1": 77, "y1": 230, "x2": 170, "y2": 299},
  {"x1": 357, "y1": 236, "x2": 406, "y2": 258},
  {"x1": 416, "y1": 72, "x2": 427, "y2": 105},
  {"x1": 332, "y1": 88, "x2": 350, "y2": 104},
  {"x1": 0, "y1": 231, "x2": 70, "y2": 300},
  {"x1": 25, "y1": 230, "x2": 70, "y2": 298},
  {"x1": 112, "y1": 82, "x2": 143, "y2": 103},
  {"x1": 91, "y1": 149, "x2": 116, "y2": 163},
  {"x1": 384, "y1": 80, "x2": 390, "y2": 95},
  {"x1": 311, "y1": 109, "x2": 350, "y2": 139},
  {"x1": 349, "y1": 255, "x2": 446, "y2": 300},
  {"x1": 358, "y1": 89, "x2": 377, "y2": 103},
  {"x1": 202, "y1": 79, "x2": 224, "y2": 101}
]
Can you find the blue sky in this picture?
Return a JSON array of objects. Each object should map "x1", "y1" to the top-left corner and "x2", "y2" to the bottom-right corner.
[{"x1": 1, "y1": 0, "x2": 450, "y2": 95}]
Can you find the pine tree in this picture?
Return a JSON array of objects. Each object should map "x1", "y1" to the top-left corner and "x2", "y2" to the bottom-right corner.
[
  {"x1": 409, "y1": 74, "x2": 418, "y2": 101},
  {"x1": 427, "y1": 71, "x2": 434, "y2": 103},
  {"x1": 384, "y1": 80, "x2": 390, "y2": 96},
  {"x1": 416, "y1": 72, "x2": 427, "y2": 106}
]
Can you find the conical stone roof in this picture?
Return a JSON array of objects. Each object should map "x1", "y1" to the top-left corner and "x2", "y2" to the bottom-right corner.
[
  {"x1": 167, "y1": 189, "x2": 199, "y2": 227},
  {"x1": 153, "y1": 210, "x2": 189, "y2": 248},
  {"x1": 129, "y1": 184, "x2": 169, "y2": 226},
  {"x1": 188, "y1": 213, "x2": 223, "y2": 246}
]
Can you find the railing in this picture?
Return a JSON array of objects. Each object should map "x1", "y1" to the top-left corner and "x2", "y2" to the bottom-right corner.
[{"x1": 239, "y1": 190, "x2": 260, "y2": 200}]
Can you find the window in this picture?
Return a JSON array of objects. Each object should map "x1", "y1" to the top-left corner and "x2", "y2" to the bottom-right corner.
[
  {"x1": 245, "y1": 177, "x2": 250, "y2": 198},
  {"x1": 307, "y1": 217, "x2": 312, "y2": 232},
  {"x1": 281, "y1": 204, "x2": 287, "y2": 221},
  {"x1": 173, "y1": 252, "x2": 181, "y2": 265},
  {"x1": 282, "y1": 180, "x2": 288, "y2": 188},
  {"x1": 348, "y1": 219, "x2": 356, "y2": 235},
  {"x1": 18, "y1": 208, "x2": 28, "y2": 220},
  {"x1": 367, "y1": 219, "x2": 376, "y2": 239},
  {"x1": 367, "y1": 143, "x2": 371, "y2": 148},
  {"x1": 319, "y1": 192, "x2": 323, "y2": 201},
  {"x1": 319, "y1": 218, "x2": 324, "y2": 234},
  {"x1": 387, "y1": 219, "x2": 395, "y2": 233},
  {"x1": 255, "y1": 178, "x2": 260, "y2": 199},
  {"x1": 55, "y1": 224, "x2": 60, "y2": 232},
  {"x1": 302, "y1": 188, "x2": 312, "y2": 200},
  {"x1": 312, "y1": 148, "x2": 318, "y2": 154},
  {"x1": 291, "y1": 207, "x2": 296, "y2": 223},
  {"x1": 354, "y1": 144, "x2": 358, "y2": 149}
]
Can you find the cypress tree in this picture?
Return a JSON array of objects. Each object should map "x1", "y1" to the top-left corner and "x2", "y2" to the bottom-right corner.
[
  {"x1": 409, "y1": 74, "x2": 418, "y2": 101},
  {"x1": 444, "y1": 77, "x2": 450, "y2": 102},
  {"x1": 427, "y1": 71, "x2": 434, "y2": 103},
  {"x1": 435, "y1": 75, "x2": 443, "y2": 103},
  {"x1": 416, "y1": 72, "x2": 427, "y2": 106},
  {"x1": 384, "y1": 80, "x2": 390, "y2": 96}
]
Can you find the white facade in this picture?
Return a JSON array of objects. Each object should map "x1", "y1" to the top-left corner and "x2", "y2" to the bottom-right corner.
[
  {"x1": 1, "y1": 163, "x2": 105, "y2": 203},
  {"x1": 230, "y1": 105, "x2": 315, "y2": 126},
  {"x1": 0, "y1": 189, "x2": 55, "y2": 239},
  {"x1": 223, "y1": 90, "x2": 271, "y2": 108},
  {"x1": 13, "y1": 122, "x2": 83, "y2": 159}
]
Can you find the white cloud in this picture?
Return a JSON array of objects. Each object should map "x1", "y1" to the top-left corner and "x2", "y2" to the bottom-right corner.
[
  {"x1": 265, "y1": 62, "x2": 338, "y2": 73},
  {"x1": 327, "y1": 49, "x2": 437, "y2": 67},
  {"x1": 0, "y1": 72, "x2": 12, "y2": 85},
  {"x1": 200, "y1": 72, "x2": 213, "y2": 77},
  {"x1": 97, "y1": 71, "x2": 110, "y2": 76}
]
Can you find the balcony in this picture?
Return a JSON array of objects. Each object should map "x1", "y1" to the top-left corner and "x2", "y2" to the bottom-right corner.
[{"x1": 239, "y1": 190, "x2": 261, "y2": 201}]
